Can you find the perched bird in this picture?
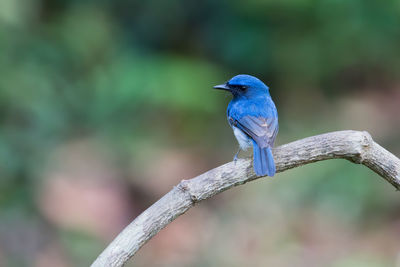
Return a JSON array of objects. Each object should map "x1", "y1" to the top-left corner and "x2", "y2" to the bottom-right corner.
[{"x1": 214, "y1": 74, "x2": 278, "y2": 176}]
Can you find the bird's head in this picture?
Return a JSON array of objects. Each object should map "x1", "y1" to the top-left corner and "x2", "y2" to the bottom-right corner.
[{"x1": 213, "y1": 74, "x2": 269, "y2": 98}]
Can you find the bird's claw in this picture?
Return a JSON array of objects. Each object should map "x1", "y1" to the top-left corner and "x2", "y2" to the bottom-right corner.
[{"x1": 233, "y1": 148, "x2": 241, "y2": 165}]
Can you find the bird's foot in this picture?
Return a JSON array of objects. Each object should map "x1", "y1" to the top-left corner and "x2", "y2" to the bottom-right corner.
[{"x1": 233, "y1": 148, "x2": 241, "y2": 165}]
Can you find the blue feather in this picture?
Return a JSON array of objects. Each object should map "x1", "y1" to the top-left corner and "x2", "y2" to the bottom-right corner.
[{"x1": 253, "y1": 143, "x2": 276, "y2": 176}]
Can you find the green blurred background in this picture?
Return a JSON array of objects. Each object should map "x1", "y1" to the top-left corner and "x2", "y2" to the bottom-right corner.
[{"x1": 1, "y1": 0, "x2": 400, "y2": 266}]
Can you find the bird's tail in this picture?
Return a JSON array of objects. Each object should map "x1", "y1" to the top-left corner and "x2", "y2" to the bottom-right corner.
[{"x1": 253, "y1": 143, "x2": 276, "y2": 177}]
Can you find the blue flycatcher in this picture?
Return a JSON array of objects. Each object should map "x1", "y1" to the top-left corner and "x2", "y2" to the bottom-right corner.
[{"x1": 214, "y1": 74, "x2": 278, "y2": 176}]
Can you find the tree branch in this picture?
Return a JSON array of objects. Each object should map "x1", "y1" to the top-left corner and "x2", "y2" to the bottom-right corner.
[{"x1": 91, "y1": 130, "x2": 400, "y2": 267}]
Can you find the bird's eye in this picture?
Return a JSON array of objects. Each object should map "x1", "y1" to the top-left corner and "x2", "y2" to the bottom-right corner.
[{"x1": 239, "y1": 86, "x2": 247, "y2": 91}]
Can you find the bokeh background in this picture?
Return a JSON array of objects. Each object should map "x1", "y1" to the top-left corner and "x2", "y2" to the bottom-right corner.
[{"x1": 1, "y1": 0, "x2": 400, "y2": 266}]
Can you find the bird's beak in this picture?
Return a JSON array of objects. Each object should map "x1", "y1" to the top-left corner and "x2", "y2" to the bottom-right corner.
[{"x1": 213, "y1": 83, "x2": 230, "y2": 91}]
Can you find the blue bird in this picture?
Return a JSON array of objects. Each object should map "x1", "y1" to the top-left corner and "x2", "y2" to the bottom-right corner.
[{"x1": 214, "y1": 74, "x2": 278, "y2": 176}]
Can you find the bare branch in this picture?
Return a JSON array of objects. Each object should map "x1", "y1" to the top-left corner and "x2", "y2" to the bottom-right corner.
[{"x1": 91, "y1": 130, "x2": 400, "y2": 267}]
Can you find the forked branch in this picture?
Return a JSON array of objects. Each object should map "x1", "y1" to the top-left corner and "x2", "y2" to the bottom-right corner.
[{"x1": 91, "y1": 130, "x2": 400, "y2": 267}]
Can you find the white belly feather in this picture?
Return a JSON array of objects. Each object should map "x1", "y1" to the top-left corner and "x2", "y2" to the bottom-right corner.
[{"x1": 233, "y1": 126, "x2": 252, "y2": 150}]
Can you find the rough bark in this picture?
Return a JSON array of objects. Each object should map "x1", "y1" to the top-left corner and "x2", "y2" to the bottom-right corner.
[{"x1": 91, "y1": 130, "x2": 400, "y2": 267}]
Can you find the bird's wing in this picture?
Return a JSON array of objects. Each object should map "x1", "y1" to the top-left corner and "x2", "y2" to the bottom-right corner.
[{"x1": 229, "y1": 115, "x2": 278, "y2": 147}]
